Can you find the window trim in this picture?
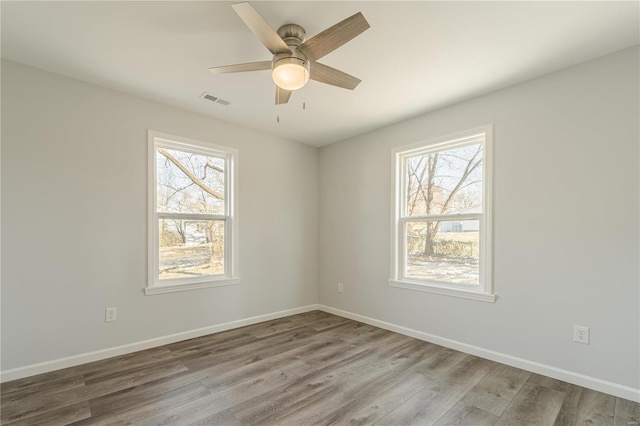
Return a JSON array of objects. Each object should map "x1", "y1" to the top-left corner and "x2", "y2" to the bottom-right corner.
[
  {"x1": 145, "y1": 130, "x2": 240, "y2": 295},
  {"x1": 389, "y1": 125, "x2": 495, "y2": 303}
]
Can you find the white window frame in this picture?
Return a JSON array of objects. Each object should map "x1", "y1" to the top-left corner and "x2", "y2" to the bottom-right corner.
[
  {"x1": 146, "y1": 130, "x2": 240, "y2": 295},
  {"x1": 389, "y1": 125, "x2": 495, "y2": 303}
]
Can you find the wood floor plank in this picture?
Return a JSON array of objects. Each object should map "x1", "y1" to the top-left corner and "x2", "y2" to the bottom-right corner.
[
  {"x1": 524, "y1": 373, "x2": 617, "y2": 425},
  {"x1": 229, "y1": 347, "x2": 387, "y2": 424},
  {"x1": 188, "y1": 409, "x2": 242, "y2": 426},
  {"x1": 258, "y1": 385, "x2": 347, "y2": 425},
  {"x1": 324, "y1": 369, "x2": 431, "y2": 426},
  {"x1": 457, "y1": 363, "x2": 531, "y2": 416},
  {"x1": 1, "y1": 375, "x2": 85, "y2": 403},
  {"x1": 414, "y1": 347, "x2": 469, "y2": 381},
  {"x1": 198, "y1": 337, "x2": 347, "y2": 391},
  {"x1": 424, "y1": 355, "x2": 497, "y2": 396},
  {"x1": 167, "y1": 332, "x2": 258, "y2": 358},
  {"x1": 525, "y1": 372, "x2": 576, "y2": 392},
  {"x1": 325, "y1": 322, "x2": 389, "y2": 344},
  {"x1": 305, "y1": 313, "x2": 351, "y2": 331},
  {"x1": 3, "y1": 401, "x2": 91, "y2": 426},
  {"x1": 554, "y1": 386, "x2": 615, "y2": 425},
  {"x1": 494, "y1": 382, "x2": 565, "y2": 425},
  {"x1": 0, "y1": 360, "x2": 188, "y2": 424},
  {"x1": 295, "y1": 336, "x2": 381, "y2": 371},
  {"x1": 434, "y1": 403, "x2": 498, "y2": 426},
  {"x1": 83, "y1": 358, "x2": 187, "y2": 387},
  {"x1": 78, "y1": 347, "x2": 175, "y2": 383},
  {"x1": 374, "y1": 387, "x2": 463, "y2": 426},
  {"x1": 375, "y1": 356, "x2": 496, "y2": 426},
  {"x1": 164, "y1": 329, "x2": 255, "y2": 353},
  {"x1": 179, "y1": 331, "x2": 319, "y2": 383},
  {"x1": 85, "y1": 382, "x2": 210, "y2": 424},
  {"x1": 0, "y1": 370, "x2": 82, "y2": 397},
  {"x1": 614, "y1": 398, "x2": 640, "y2": 426},
  {"x1": 325, "y1": 345, "x2": 469, "y2": 426},
  {"x1": 74, "y1": 368, "x2": 213, "y2": 422},
  {"x1": 179, "y1": 326, "x2": 317, "y2": 371},
  {"x1": 336, "y1": 339, "x2": 441, "y2": 398},
  {"x1": 285, "y1": 311, "x2": 335, "y2": 327},
  {"x1": 134, "y1": 362, "x2": 310, "y2": 426},
  {"x1": 249, "y1": 318, "x2": 308, "y2": 338}
]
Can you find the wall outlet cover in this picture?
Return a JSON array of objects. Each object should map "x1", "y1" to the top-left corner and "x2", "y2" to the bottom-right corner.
[
  {"x1": 105, "y1": 307, "x2": 117, "y2": 323},
  {"x1": 573, "y1": 325, "x2": 589, "y2": 344}
]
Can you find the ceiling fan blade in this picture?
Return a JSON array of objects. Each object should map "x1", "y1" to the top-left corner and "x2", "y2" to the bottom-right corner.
[
  {"x1": 297, "y1": 12, "x2": 370, "y2": 62},
  {"x1": 209, "y1": 61, "x2": 272, "y2": 74},
  {"x1": 310, "y1": 62, "x2": 361, "y2": 90},
  {"x1": 231, "y1": 2, "x2": 291, "y2": 55},
  {"x1": 275, "y1": 86, "x2": 292, "y2": 105}
]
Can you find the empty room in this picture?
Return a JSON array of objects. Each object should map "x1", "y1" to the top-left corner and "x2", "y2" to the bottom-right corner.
[{"x1": 1, "y1": 1, "x2": 639, "y2": 425}]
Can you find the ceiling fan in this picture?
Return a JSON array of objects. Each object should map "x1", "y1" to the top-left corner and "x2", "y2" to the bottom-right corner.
[{"x1": 209, "y1": 2, "x2": 370, "y2": 105}]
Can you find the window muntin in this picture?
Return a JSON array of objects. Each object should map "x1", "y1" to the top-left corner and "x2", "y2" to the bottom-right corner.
[
  {"x1": 148, "y1": 131, "x2": 239, "y2": 293},
  {"x1": 391, "y1": 127, "x2": 493, "y2": 301}
]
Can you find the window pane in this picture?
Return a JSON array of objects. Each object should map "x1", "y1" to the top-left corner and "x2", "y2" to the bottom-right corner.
[
  {"x1": 159, "y1": 219, "x2": 224, "y2": 280},
  {"x1": 405, "y1": 143, "x2": 483, "y2": 216},
  {"x1": 157, "y1": 148, "x2": 225, "y2": 215},
  {"x1": 405, "y1": 220, "x2": 479, "y2": 285}
]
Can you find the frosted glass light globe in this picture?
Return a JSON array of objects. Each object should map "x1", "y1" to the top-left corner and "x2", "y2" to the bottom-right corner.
[{"x1": 272, "y1": 57, "x2": 310, "y2": 91}]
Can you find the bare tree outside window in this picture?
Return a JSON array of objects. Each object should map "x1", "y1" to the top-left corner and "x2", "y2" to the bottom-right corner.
[
  {"x1": 156, "y1": 148, "x2": 226, "y2": 280},
  {"x1": 404, "y1": 143, "x2": 483, "y2": 284}
]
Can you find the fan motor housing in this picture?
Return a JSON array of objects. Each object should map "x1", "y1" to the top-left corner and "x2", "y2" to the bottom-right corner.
[
  {"x1": 277, "y1": 24, "x2": 306, "y2": 47},
  {"x1": 272, "y1": 51, "x2": 310, "y2": 74}
]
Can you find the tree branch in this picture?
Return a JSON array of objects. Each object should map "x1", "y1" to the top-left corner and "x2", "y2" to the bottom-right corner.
[
  {"x1": 440, "y1": 147, "x2": 482, "y2": 214},
  {"x1": 206, "y1": 159, "x2": 224, "y2": 174},
  {"x1": 158, "y1": 148, "x2": 224, "y2": 200}
]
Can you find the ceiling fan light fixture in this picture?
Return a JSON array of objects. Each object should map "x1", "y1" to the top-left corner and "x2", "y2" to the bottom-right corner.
[{"x1": 272, "y1": 56, "x2": 310, "y2": 91}]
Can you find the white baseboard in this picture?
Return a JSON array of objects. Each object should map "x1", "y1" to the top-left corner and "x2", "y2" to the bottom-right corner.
[
  {"x1": 318, "y1": 305, "x2": 640, "y2": 403},
  {"x1": 0, "y1": 304, "x2": 321, "y2": 383}
]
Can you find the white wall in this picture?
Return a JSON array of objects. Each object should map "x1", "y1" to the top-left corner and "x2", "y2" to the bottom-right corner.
[
  {"x1": 318, "y1": 47, "x2": 639, "y2": 390},
  {"x1": 1, "y1": 60, "x2": 318, "y2": 370},
  {"x1": 2, "y1": 47, "x2": 639, "y2": 397}
]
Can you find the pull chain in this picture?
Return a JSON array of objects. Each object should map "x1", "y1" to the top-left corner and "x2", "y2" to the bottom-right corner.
[{"x1": 303, "y1": 67, "x2": 308, "y2": 110}]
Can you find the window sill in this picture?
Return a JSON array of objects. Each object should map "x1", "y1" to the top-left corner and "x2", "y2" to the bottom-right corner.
[
  {"x1": 144, "y1": 277, "x2": 241, "y2": 295},
  {"x1": 388, "y1": 279, "x2": 496, "y2": 303}
]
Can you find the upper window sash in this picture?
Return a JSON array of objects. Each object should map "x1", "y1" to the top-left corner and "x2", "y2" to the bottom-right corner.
[
  {"x1": 154, "y1": 140, "x2": 230, "y2": 217},
  {"x1": 398, "y1": 135, "x2": 485, "y2": 220}
]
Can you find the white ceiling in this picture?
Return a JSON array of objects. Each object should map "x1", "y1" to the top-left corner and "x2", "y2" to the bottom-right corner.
[{"x1": 2, "y1": 1, "x2": 638, "y2": 147}]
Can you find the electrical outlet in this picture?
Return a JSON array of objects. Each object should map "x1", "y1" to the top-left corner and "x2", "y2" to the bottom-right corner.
[
  {"x1": 105, "y1": 307, "x2": 117, "y2": 323},
  {"x1": 337, "y1": 283, "x2": 344, "y2": 293},
  {"x1": 573, "y1": 325, "x2": 589, "y2": 344}
]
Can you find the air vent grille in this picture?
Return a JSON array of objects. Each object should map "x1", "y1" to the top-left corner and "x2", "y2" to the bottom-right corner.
[{"x1": 201, "y1": 92, "x2": 230, "y2": 106}]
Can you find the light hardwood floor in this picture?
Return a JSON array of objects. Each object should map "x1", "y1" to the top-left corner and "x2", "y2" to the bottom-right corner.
[{"x1": 1, "y1": 311, "x2": 638, "y2": 425}]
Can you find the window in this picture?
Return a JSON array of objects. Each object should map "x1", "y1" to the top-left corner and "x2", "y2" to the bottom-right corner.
[
  {"x1": 390, "y1": 126, "x2": 494, "y2": 302},
  {"x1": 146, "y1": 131, "x2": 239, "y2": 295}
]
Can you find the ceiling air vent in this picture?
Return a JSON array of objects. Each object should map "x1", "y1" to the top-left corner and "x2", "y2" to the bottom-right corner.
[{"x1": 201, "y1": 92, "x2": 230, "y2": 106}]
